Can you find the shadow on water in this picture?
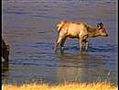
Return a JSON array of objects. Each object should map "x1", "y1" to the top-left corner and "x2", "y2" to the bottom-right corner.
[{"x1": 55, "y1": 51, "x2": 116, "y2": 84}]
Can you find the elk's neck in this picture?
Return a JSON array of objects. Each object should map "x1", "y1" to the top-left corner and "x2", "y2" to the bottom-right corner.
[{"x1": 87, "y1": 26, "x2": 100, "y2": 38}]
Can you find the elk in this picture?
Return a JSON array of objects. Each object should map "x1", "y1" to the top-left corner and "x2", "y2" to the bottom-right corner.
[{"x1": 54, "y1": 20, "x2": 108, "y2": 52}]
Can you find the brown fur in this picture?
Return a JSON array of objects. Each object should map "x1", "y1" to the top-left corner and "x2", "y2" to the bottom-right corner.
[{"x1": 55, "y1": 20, "x2": 108, "y2": 52}]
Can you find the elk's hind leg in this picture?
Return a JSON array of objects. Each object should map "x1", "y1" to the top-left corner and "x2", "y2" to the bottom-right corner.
[
  {"x1": 60, "y1": 37, "x2": 66, "y2": 51},
  {"x1": 54, "y1": 34, "x2": 66, "y2": 52}
]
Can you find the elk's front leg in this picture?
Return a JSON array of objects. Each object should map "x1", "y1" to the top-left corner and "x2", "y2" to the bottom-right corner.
[
  {"x1": 82, "y1": 39, "x2": 88, "y2": 51},
  {"x1": 79, "y1": 35, "x2": 88, "y2": 51},
  {"x1": 79, "y1": 39, "x2": 84, "y2": 52}
]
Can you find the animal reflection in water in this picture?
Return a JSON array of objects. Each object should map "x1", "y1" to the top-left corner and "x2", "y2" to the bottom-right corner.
[
  {"x1": 2, "y1": 39, "x2": 10, "y2": 73},
  {"x1": 56, "y1": 52, "x2": 109, "y2": 83}
]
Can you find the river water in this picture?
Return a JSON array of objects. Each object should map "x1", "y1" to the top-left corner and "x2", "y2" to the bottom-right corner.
[{"x1": 2, "y1": 0, "x2": 118, "y2": 85}]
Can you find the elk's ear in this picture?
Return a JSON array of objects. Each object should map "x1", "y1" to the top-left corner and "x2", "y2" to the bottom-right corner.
[{"x1": 96, "y1": 22, "x2": 104, "y2": 29}]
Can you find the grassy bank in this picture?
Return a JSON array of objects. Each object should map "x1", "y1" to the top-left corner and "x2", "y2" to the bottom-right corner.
[{"x1": 3, "y1": 82, "x2": 117, "y2": 90}]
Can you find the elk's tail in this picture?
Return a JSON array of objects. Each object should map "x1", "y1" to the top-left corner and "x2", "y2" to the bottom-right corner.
[{"x1": 56, "y1": 20, "x2": 66, "y2": 32}]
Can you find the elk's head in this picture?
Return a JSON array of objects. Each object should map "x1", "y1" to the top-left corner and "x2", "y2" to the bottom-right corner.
[{"x1": 96, "y1": 22, "x2": 108, "y2": 37}]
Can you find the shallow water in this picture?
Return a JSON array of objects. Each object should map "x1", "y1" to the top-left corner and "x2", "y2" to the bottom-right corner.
[{"x1": 2, "y1": 0, "x2": 118, "y2": 85}]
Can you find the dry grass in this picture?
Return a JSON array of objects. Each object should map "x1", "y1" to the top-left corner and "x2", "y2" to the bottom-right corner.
[{"x1": 3, "y1": 82, "x2": 117, "y2": 90}]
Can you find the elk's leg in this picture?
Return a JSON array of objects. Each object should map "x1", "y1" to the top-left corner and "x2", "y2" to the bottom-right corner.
[
  {"x1": 60, "y1": 37, "x2": 66, "y2": 51},
  {"x1": 54, "y1": 34, "x2": 65, "y2": 52},
  {"x1": 82, "y1": 39, "x2": 88, "y2": 51},
  {"x1": 79, "y1": 39, "x2": 84, "y2": 52},
  {"x1": 85, "y1": 40, "x2": 89, "y2": 51},
  {"x1": 81, "y1": 35, "x2": 88, "y2": 51}
]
